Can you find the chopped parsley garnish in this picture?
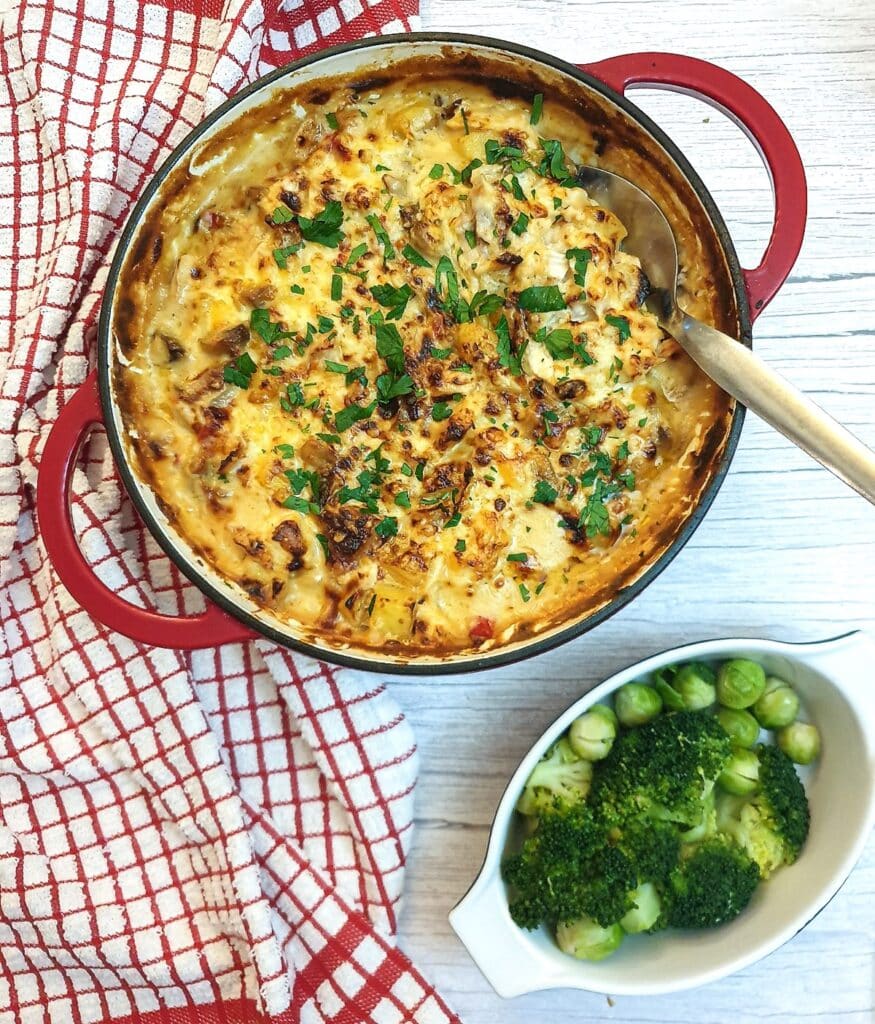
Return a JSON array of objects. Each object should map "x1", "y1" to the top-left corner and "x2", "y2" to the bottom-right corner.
[
  {"x1": 415, "y1": 462, "x2": 426, "y2": 482},
  {"x1": 511, "y1": 212, "x2": 529, "y2": 236},
  {"x1": 223, "y1": 351, "x2": 257, "y2": 388},
  {"x1": 519, "y1": 285, "x2": 566, "y2": 313},
  {"x1": 317, "y1": 316, "x2": 334, "y2": 333},
  {"x1": 366, "y1": 213, "x2": 395, "y2": 261},
  {"x1": 431, "y1": 346, "x2": 453, "y2": 360},
  {"x1": 316, "y1": 533, "x2": 330, "y2": 558},
  {"x1": 606, "y1": 314, "x2": 632, "y2": 341},
  {"x1": 283, "y1": 496, "x2": 319, "y2": 514},
  {"x1": 345, "y1": 242, "x2": 368, "y2": 267},
  {"x1": 461, "y1": 106, "x2": 470, "y2": 134},
  {"x1": 432, "y1": 402, "x2": 452, "y2": 421},
  {"x1": 375, "y1": 516, "x2": 398, "y2": 539},
  {"x1": 537, "y1": 138, "x2": 573, "y2": 184},
  {"x1": 250, "y1": 307, "x2": 293, "y2": 346},
  {"x1": 400, "y1": 463, "x2": 413, "y2": 478},
  {"x1": 428, "y1": 163, "x2": 444, "y2": 179},
  {"x1": 519, "y1": 582, "x2": 531, "y2": 603},
  {"x1": 638, "y1": 416, "x2": 648, "y2": 427},
  {"x1": 282, "y1": 466, "x2": 320, "y2": 514},
  {"x1": 296, "y1": 200, "x2": 345, "y2": 248},
  {"x1": 326, "y1": 112, "x2": 339, "y2": 131},
  {"x1": 274, "y1": 443, "x2": 295, "y2": 459},
  {"x1": 617, "y1": 440, "x2": 629, "y2": 461},
  {"x1": 485, "y1": 139, "x2": 525, "y2": 164},
  {"x1": 330, "y1": 274, "x2": 342, "y2": 301},
  {"x1": 464, "y1": 229, "x2": 477, "y2": 249},
  {"x1": 375, "y1": 163, "x2": 390, "y2": 172},
  {"x1": 375, "y1": 322, "x2": 406, "y2": 375},
  {"x1": 324, "y1": 360, "x2": 349, "y2": 374},
  {"x1": 459, "y1": 157, "x2": 483, "y2": 185},
  {"x1": 394, "y1": 491, "x2": 411, "y2": 509},
  {"x1": 507, "y1": 176, "x2": 525, "y2": 201},
  {"x1": 552, "y1": 196, "x2": 562, "y2": 210},
  {"x1": 421, "y1": 487, "x2": 456, "y2": 507},
  {"x1": 338, "y1": 470, "x2": 381, "y2": 512},
  {"x1": 507, "y1": 552, "x2": 527, "y2": 563},
  {"x1": 455, "y1": 538, "x2": 466, "y2": 553},
  {"x1": 279, "y1": 382, "x2": 305, "y2": 411},
  {"x1": 468, "y1": 290, "x2": 504, "y2": 318},
  {"x1": 402, "y1": 244, "x2": 432, "y2": 268},
  {"x1": 334, "y1": 400, "x2": 377, "y2": 432},
  {"x1": 376, "y1": 372, "x2": 414, "y2": 404},
  {"x1": 579, "y1": 478, "x2": 613, "y2": 537},
  {"x1": 270, "y1": 206, "x2": 295, "y2": 225},
  {"x1": 317, "y1": 432, "x2": 341, "y2": 445},
  {"x1": 370, "y1": 282, "x2": 413, "y2": 320},
  {"x1": 496, "y1": 315, "x2": 526, "y2": 376},
  {"x1": 444, "y1": 512, "x2": 461, "y2": 528},
  {"x1": 273, "y1": 345, "x2": 292, "y2": 361},
  {"x1": 273, "y1": 242, "x2": 302, "y2": 269},
  {"x1": 566, "y1": 247, "x2": 592, "y2": 288},
  {"x1": 533, "y1": 480, "x2": 558, "y2": 504},
  {"x1": 290, "y1": 283, "x2": 305, "y2": 295},
  {"x1": 535, "y1": 326, "x2": 573, "y2": 359},
  {"x1": 530, "y1": 92, "x2": 544, "y2": 125}
]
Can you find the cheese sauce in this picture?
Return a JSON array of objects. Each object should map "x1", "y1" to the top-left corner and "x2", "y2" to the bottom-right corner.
[{"x1": 116, "y1": 73, "x2": 731, "y2": 657}]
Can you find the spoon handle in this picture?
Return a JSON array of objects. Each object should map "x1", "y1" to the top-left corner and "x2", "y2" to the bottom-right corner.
[{"x1": 676, "y1": 315, "x2": 875, "y2": 505}]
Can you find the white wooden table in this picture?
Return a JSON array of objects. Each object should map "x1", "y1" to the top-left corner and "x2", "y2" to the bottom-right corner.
[{"x1": 396, "y1": 2, "x2": 875, "y2": 1020}]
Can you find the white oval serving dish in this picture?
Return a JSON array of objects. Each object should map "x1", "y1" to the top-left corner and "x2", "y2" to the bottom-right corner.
[{"x1": 449, "y1": 631, "x2": 875, "y2": 997}]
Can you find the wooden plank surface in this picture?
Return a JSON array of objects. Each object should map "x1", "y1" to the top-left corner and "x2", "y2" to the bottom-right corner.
[{"x1": 395, "y1": 1, "x2": 875, "y2": 1020}]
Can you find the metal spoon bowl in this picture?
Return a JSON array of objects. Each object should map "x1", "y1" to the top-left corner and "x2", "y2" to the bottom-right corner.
[{"x1": 578, "y1": 167, "x2": 875, "y2": 505}]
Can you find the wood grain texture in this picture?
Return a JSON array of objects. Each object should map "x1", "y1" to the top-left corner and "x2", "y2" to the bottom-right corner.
[{"x1": 396, "y1": 1, "x2": 875, "y2": 1019}]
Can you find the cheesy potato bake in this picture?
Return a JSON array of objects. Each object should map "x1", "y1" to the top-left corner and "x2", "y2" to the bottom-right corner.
[{"x1": 115, "y1": 70, "x2": 731, "y2": 658}]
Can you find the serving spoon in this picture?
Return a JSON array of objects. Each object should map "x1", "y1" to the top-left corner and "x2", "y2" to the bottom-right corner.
[{"x1": 576, "y1": 167, "x2": 875, "y2": 505}]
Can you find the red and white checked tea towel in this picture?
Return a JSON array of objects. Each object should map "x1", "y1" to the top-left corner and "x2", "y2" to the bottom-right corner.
[{"x1": 0, "y1": 1, "x2": 465, "y2": 1022}]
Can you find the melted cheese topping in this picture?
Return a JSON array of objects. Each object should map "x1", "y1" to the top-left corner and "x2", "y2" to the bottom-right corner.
[{"x1": 116, "y1": 75, "x2": 729, "y2": 659}]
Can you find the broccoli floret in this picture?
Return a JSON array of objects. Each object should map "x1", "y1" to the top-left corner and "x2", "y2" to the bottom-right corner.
[
  {"x1": 590, "y1": 710, "x2": 732, "y2": 826},
  {"x1": 503, "y1": 803, "x2": 602, "y2": 928},
  {"x1": 612, "y1": 817, "x2": 681, "y2": 885},
  {"x1": 665, "y1": 838, "x2": 760, "y2": 928},
  {"x1": 578, "y1": 844, "x2": 638, "y2": 927},
  {"x1": 717, "y1": 743, "x2": 810, "y2": 878},
  {"x1": 516, "y1": 737, "x2": 593, "y2": 816}
]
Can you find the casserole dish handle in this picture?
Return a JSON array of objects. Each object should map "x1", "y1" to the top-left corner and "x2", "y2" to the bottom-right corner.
[
  {"x1": 37, "y1": 371, "x2": 256, "y2": 649},
  {"x1": 581, "y1": 52, "x2": 806, "y2": 321}
]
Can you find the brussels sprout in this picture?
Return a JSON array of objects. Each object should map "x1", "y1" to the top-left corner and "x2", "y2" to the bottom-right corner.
[
  {"x1": 753, "y1": 677, "x2": 800, "y2": 730},
  {"x1": 651, "y1": 669, "x2": 685, "y2": 711},
  {"x1": 717, "y1": 659, "x2": 767, "y2": 710},
  {"x1": 718, "y1": 746, "x2": 761, "y2": 796},
  {"x1": 673, "y1": 662, "x2": 717, "y2": 710},
  {"x1": 556, "y1": 917, "x2": 624, "y2": 961},
  {"x1": 620, "y1": 882, "x2": 662, "y2": 934},
  {"x1": 569, "y1": 705, "x2": 617, "y2": 761},
  {"x1": 716, "y1": 708, "x2": 761, "y2": 748},
  {"x1": 614, "y1": 683, "x2": 663, "y2": 727},
  {"x1": 777, "y1": 722, "x2": 821, "y2": 765}
]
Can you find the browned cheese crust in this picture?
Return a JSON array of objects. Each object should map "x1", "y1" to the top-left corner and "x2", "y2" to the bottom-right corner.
[{"x1": 114, "y1": 60, "x2": 735, "y2": 659}]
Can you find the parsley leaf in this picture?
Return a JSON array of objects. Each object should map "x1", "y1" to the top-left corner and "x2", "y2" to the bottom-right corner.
[
  {"x1": 296, "y1": 200, "x2": 345, "y2": 248},
  {"x1": 496, "y1": 315, "x2": 526, "y2": 376},
  {"x1": 535, "y1": 326, "x2": 574, "y2": 359},
  {"x1": 402, "y1": 244, "x2": 432, "y2": 268},
  {"x1": 250, "y1": 307, "x2": 293, "y2": 346},
  {"x1": 366, "y1": 213, "x2": 395, "y2": 261},
  {"x1": 566, "y1": 247, "x2": 592, "y2": 288},
  {"x1": 511, "y1": 212, "x2": 529, "y2": 236},
  {"x1": 375, "y1": 322, "x2": 406, "y2": 375},
  {"x1": 606, "y1": 314, "x2": 632, "y2": 341},
  {"x1": 273, "y1": 242, "x2": 302, "y2": 269},
  {"x1": 432, "y1": 402, "x2": 452, "y2": 421},
  {"x1": 370, "y1": 282, "x2": 413, "y2": 320},
  {"x1": 530, "y1": 92, "x2": 544, "y2": 125},
  {"x1": 518, "y1": 285, "x2": 566, "y2": 313},
  {"x1": 270, "y1": 206, "x2": 295, "y2": 225},
  {"x1": 375, "y1": 372, "x2": 414, "y2": 404},
  {"x1": 223, "y1": 351, "x2": 257, "y2": 388},
  {"x1": 428, "y1": 163, "x2": 444, "y2": 179},
  {"x1": 334, "y1": 400, "x2": 377, "y2": 432},
  {"x1": 533, "y1": 480, "x2": 558, "y2": 504},
  {"x1": 394, "y1": 491, "x2": 411, "y2": 509},
  {"x1": 375, "y1": 516, "x2": 398, "y2": 539}
]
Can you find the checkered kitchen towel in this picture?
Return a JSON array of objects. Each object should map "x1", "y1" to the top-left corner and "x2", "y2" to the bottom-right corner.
[{"x1": 0, "y1": 1, "x2": 464, "y2": 1022}]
